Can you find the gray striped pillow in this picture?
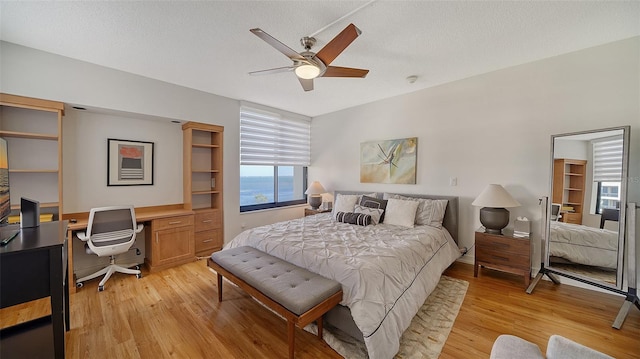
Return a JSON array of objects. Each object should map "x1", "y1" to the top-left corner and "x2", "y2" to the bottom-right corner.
[{"x1": 335, "y1": 211, "x2": 372, "y2": 226}]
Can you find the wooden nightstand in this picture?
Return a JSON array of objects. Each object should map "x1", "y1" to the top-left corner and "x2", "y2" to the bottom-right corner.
[
  {"x1": 474, "y1": 230, "x2": 531, "y2": 288},
  {"x1": 304, "y1": 208, "x2": 331, "y2": 216}
]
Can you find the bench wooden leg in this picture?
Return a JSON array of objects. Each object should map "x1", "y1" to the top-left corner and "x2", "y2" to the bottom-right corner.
[
  {"x1": 217, "y1": 273, "x2": 223, "y2": 302},
  {"x1": 317, "y1": 316, "x2": 323, "y2": 339},
  {"x1": 288, "y1": 320, "x2": 295, "y2": 359}
]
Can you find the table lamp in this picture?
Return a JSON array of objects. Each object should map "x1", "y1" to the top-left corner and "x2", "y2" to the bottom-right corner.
[
  {"x1": 305, "y1": 181, "x2": 326, "y2": 210},
  {"x1": 472, "y1": 184, "x2": 520, "y2": 234}
]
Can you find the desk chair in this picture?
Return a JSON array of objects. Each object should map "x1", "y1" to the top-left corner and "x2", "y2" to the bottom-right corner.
[
  {"x1": 600, "y1": 208, "x2": 619, "y2": 229},
  {"x1": 550, "y1": 203, "x2": 562, "y2": 221},
  {"x1": 75, "y1": 206, "x2": 144, "y2": 291}
]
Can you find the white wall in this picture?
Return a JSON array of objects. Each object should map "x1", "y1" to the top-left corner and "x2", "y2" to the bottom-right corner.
[
  {"x1": 310, "y1": 37, "x2": 640, "y2": 288},
  {"x1": 62, "y1": 109, "x2": 183, "y2": 212}
]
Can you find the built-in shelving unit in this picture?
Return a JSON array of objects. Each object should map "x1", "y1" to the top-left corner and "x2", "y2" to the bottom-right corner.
[
  {"x1": 183, "y1": 121, "x2": 224, "y2": 255},
  {"x1": 0, "y1": 93, "x2": 64, "y2": 221},
  {"x1": 552, "y1": 158, "x2": 587, "y2": 224}
]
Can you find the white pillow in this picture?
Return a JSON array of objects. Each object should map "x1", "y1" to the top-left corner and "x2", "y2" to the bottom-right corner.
[
  {"x1": 384, "y1": 193, "x2": 448, "y2": 228},
  {"x1": 354, "y1": 204, "x2": 384, "y2": 225},
  {"x1": 332, "y1": 194, "x2": 360, "y2": 219},
  {"x1": 384, "y1": 198, "x2": 419, "y2": 228}
]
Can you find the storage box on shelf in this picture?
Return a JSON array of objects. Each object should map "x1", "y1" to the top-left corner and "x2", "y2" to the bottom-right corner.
[{"x1": 183, "y1": 122, "x2": 224, "y2": 256}]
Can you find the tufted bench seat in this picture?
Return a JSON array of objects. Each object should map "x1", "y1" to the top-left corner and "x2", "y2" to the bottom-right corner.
[{"x1": 208, "y1": 246, "x2": 343, "y2": 359}]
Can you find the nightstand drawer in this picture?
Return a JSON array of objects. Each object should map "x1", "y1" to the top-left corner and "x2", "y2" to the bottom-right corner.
[
  {"x1": 476, "y1": 235, "x2": 529, "y2": 255},
  {"x1": 476, "y1": 248, "x2": 530, "y2": 270}
]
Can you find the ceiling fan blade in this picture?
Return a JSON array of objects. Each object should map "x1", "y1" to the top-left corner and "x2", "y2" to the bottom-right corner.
[
  {"x1": 316, "y1": 23, "x2": 361, "y2": 66},
  {"x1": 249, "y1": 66, "x2": 295, "y2": 76},
  {"x1": 250, "y1": 28, "x2": 306, "y2": 62},
  {"x1": 322, "y1": 66, "x2": 369, "y2": 78},
  {"x1": 298, "y1": 77, "x2": 314, "y2": 92}
]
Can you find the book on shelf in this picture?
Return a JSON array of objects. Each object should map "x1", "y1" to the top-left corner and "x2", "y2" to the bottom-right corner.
[{"x1": 7, "y1": 213, "x2": 54, "y2": 225}]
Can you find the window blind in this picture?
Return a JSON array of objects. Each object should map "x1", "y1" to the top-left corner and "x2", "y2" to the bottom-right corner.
[
  {"x1": 593, "y1": 136, "x2": 623, "y2": 182},
  {"x1": 240, "y1": 106, "x2": 311, "y2": 166}
]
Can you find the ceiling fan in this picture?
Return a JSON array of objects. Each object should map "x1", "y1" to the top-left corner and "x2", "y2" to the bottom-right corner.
[{"x1": 249, "y1": 23, "x2": 369, "y2": 91}]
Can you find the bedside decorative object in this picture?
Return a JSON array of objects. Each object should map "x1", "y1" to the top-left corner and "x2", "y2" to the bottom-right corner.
[
  {"x1": 305, "y1": 181, "x2": 326, "y2": 210},
  {"x1": 472, "y1": 184, "x2": 520, "y2": 234},
  {"x1": 474, "y1": 229, "x2": 531, "y2": 288}
]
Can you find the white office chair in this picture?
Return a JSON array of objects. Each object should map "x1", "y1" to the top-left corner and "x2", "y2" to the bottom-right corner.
[
  {"x1": 551, "y1": 203, "x2": 562, "y2": 221},
  {"x1": 75, "y1": 206, "x2": 144, "y2": 291}
]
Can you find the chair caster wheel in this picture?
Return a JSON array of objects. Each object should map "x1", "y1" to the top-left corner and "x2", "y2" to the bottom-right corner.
[
  {"x1": 76, "y1": 282, "x2": 84, "y2": 288},
  {"x1": 134, "y1": 265, "x2": 140, "y2": 270},
  {"x1": 98, "y1": 285, "x2": 105, "y2": 292},
  {"x1": 136, "y1": 273, "x2": 142, "y2": 279}
]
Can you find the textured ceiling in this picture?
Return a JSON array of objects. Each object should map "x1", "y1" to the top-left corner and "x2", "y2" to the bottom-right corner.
[{"x1": 1, "y1": 1, "x2": 639, "y2": 117}]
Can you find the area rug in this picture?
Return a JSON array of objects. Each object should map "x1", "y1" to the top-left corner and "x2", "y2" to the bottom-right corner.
[{"x1": 304, "y1": 276, "x2": 469, "y2": 359}]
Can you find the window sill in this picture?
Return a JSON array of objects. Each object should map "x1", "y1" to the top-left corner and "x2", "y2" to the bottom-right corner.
[{"x1": 239, "y1": 203, "x2": 308, "y2": 215}]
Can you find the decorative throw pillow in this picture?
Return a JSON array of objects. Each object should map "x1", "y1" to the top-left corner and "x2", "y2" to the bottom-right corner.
[
  {"x1": 384, "y1": 193, "x2": 448, "y2": 228},
  {"x1": 354, "y1": 204, "x2": 384, "y2": 225},
  {"x1": 332, "y1": 194, "x2": 360, "y2": 219},
  {"x1": 359, "y1": 196, "x2": 388, "y2": 223},
  {"x1": 383, "y1": 198, "x2": 419, "y2": 228},
  {"x1": 335, "y1": 211, "x2": 372, "y2": 226}
]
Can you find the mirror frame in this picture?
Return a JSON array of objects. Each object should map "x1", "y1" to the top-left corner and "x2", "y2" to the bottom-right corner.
[{"x1": 545, "y1": 125, "x2": 630, "y2": 291}]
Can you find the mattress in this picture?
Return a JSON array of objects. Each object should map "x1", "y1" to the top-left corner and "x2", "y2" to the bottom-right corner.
[{"x1": 225, "y1": 212, "x2": 460, "y2": 359}]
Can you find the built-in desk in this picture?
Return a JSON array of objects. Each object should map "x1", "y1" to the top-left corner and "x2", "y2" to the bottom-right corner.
[
  {"x1": 64, "y1": 205, "x2": 195, "y2": 293},
  {"x1": 0, "y1": 221, "x2": 69, "y2": 359}
]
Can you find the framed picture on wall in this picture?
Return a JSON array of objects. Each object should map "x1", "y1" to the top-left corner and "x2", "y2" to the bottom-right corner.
[{"x1": 107, "y1": 138, "x2": 154, "y2": 186}]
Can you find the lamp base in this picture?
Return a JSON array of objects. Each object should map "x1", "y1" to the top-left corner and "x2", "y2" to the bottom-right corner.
[
  {"x1": 309, "y1": 195, "x2": 322, "y2": 210},
  {"x1": 480, "y1": 207, "x2": 510, "y2": 234}
]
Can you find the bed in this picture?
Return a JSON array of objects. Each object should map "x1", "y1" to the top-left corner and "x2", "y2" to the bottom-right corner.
[
  {"x1": 548, "y1": 221, "x2": 619, "y2": 269},
  {"x1": 224, "y1": 191, "x2": 460, "y2": 359}
]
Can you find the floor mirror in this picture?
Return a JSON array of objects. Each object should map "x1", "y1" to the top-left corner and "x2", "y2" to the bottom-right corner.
[{"x1": 527, "y1": 125, "x2": 638, "y2": 328}]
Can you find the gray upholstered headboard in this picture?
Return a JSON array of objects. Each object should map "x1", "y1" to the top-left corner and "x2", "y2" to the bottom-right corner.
[{"x1": 333, "y1": 190, "x2": 459, "y2": 244}]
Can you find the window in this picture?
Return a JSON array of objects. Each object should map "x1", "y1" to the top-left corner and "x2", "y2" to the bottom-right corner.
[
  {"x1": 593, "y1": 137, "x2": 623, "y2": 213},
  {"x1": 240, "y1": 105, "x2": 310, "y2": 212}
]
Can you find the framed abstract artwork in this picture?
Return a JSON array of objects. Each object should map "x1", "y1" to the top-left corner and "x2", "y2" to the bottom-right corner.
[
  {"x1": 107, "y1": 138, "x2": 154, "y2": 186},
  {"x1": 360, "y1": 137, "x2": 417, "y2": 184}
]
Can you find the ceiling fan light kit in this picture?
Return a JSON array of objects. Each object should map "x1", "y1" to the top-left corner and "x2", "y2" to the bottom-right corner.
[
  {"x1": 295, "y1": 64, "x2": 321, "y2": 79},
  {"x1": 249, "y1": 23, "x2": 369, "y2": 91}
]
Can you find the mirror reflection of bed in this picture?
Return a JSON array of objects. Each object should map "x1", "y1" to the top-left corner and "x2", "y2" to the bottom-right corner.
[
  {"x1": 546, "y1": 126, "x2": 628, "y2": 290},
  {"x1": 548, "y1": 220, "x2": 618, "y2": 284}
]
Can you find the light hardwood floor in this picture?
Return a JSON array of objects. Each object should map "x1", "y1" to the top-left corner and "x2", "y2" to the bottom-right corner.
[{"x1": 1, "y1": 260, "x2": 638, "y2": 358}]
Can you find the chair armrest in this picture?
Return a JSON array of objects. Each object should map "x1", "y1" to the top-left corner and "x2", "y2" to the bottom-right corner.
[
  {"x1": 546, "y1": 335, "x2": 613, "y2": 359},
  {"x1": 490, "y1": 335, "x2": 544, "y2": 359},
  {"x1": 77, "y1": 231, "x2": 88, "y2": 241},
  {"x1": 136, "y1": 223, "x2": 144, "y2": 233}
]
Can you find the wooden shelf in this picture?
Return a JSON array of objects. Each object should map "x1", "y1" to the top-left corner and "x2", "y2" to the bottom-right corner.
[
  {"x1": 0, "y1": 131, "x2": 58, "y2": 141},
  {"x1": 9, "y1": 169, "x2": 58, "y2": 174},
  {"x1": 192, "y1": 190, "x2": 221, "y2": 195},
  {"x1": 1, "y1": 93, "x2": 64, "y2": 223},
  {"x1": 192, "y1": 169, "x2": 220, "y2": 173},
  {"x1": 183, "y1": 121, "x2": 224, "y2": 256}
]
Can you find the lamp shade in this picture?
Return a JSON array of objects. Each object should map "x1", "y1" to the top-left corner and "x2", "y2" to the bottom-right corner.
[
  {"x1": 472, "y1": 184, "x2": 520, "y2": 208},
  {"x1": 305, "y1": 181, "x2": 326, "y2": 195}
]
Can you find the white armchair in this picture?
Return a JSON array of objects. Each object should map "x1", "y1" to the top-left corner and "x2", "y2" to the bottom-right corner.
[{"x1": 75, "y1": 206, "x2": 144, "y2": 291}]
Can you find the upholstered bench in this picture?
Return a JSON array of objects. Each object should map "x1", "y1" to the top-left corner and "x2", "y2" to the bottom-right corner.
[{"x1": 208, "y1": 246, "x2": 343, "y2": 359}]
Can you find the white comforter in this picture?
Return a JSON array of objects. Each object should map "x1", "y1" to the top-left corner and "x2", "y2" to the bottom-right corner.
[
  {"x1": 225, "y1": 213, "x2": 460, "y2": 359},
  {"x1": 549, "y1": 221, "x2": 619, "y2": 269}
]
